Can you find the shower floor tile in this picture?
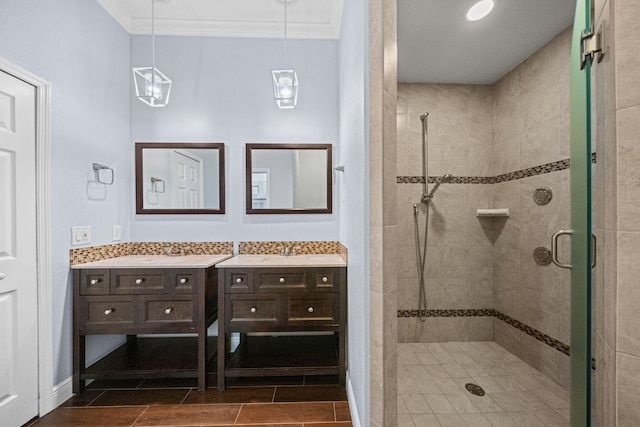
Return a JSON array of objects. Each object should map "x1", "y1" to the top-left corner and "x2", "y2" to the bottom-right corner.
[{"x1": 397, "y1": 341, "x2": 569, "y2": 427}]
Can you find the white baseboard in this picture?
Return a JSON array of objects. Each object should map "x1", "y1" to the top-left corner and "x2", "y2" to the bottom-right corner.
[
  {"x1": 52, "y1": 377, "x2": 73, "y2": 409},
  {"x1": 346, "y1": 373, "x2": 362, "y2": 427}
]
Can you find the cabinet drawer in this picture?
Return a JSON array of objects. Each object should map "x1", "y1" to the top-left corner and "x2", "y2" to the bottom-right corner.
[
  {"x1": 85, "y1": 299, "x2": 134, "y2": 327},
  {"x1": 143, "y1": 298, "x2": 195, "y2": 327},
  {"x1": 112, "y1": 270, "x2": 166, "y2": 294},
  {"x1": 287, "y1": 294, "x2": 339, "y2": 326},
  {"x1": 315, "y1": 269, "x2": 335, "y2": 291},
  {"x1": 174, "y1": 272, "x2": 195, "y2": 294},
  {"x1": 225, "y1": 269, "x2": 253, "y2": 293},
  {"x1": 255, "y1": 269, "x2": 307, "y2": 292},
  {"x1": 79, "y1": 270, "x2": 110, "y2": 295},
  {"x1": 227, "y1": 295, "x2": 278, "y2": 329}
]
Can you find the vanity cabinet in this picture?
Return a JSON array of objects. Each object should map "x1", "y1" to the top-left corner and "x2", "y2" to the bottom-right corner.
[
  {"x1": 216, "y1": 257, "x2": 347, "y2": 390},
  {"x1": 72, "y1": 255, "x2": 230, "y2": 393}
]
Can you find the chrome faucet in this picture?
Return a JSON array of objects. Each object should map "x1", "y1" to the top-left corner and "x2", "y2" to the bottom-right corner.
[
  {"x1": 165, "y1": 245, "x2": 185, "y2": 256},
  {"x1": 277, "y1": 245, "x2": 300, "y2": 256}
]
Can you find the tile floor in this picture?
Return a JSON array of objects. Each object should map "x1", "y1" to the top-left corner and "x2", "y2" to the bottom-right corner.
[
  {"x1": 26, "y1": 376, "x2": 351, "y2": 427},
  {"x1": 397, "y1": 341, "x2": 571, "y2": 427}
]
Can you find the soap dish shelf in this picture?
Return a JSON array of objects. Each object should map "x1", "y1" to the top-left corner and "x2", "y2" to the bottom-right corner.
[{"x1": 476, "y1": 208, "x2": 510, "y2": 218}]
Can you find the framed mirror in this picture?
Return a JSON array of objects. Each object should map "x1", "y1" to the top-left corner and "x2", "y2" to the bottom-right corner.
[
  {"x1": 246, "y1": 143, "x2": 332, "y2": 214},
  {"x1": 135, "y1": 142, "x2": 225, "y2": 214}
]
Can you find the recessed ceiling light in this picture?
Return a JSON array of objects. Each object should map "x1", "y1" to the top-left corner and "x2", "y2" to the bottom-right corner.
[{"x1": 466, "y1": 0, "x2": 494, "y2": 21}]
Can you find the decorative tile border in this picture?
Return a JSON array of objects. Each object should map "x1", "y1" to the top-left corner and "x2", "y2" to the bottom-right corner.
[
  {"x1": 239, "y1": 241, "x2": 342, "y2": 255},
  {"x1": 397, "y1": 153, "x2": 597, "y2": 185},
  {"x1": 397, "y1": 309, "x2": 494, "y2": 318},
  {"x1": 493, "y1": 311, "x2": 570, "y2": 356},
  {"x1": 397, "y1": 308, "x2": 570, "y2": 356},
  {"x1": 70, "y1": 241, "x2": 233, "y2": 265}
]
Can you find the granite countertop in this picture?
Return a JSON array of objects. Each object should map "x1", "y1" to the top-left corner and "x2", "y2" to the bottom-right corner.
[
  {"x1": 215, "y1": 254, "x2": 347, "y2": 268},
  {"x1": 71, "y1": 254, "x2": 233, "y2": 269}
]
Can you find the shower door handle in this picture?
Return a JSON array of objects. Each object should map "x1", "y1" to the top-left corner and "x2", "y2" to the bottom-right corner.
[
  {"x1": 551, "y1": 230, "x2": 597, "y2": 269},
  {"x1": 551, "y1": 229, "x2": 572, "y2": 269}
]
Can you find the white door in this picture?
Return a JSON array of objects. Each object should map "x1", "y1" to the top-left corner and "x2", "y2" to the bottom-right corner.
[
  {"x1": 0, "y1": 70, "x2": 38, "y2": 426},
  {"x1": 170, "y1": 150, "x2": 203, "y2": 208}
]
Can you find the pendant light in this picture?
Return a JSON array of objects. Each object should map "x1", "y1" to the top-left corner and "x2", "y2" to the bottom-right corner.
[
  {"x1": 132, "y1": 0, "x2": 172, "y2": 107},
  {"x1": 272, "y1": 0, "x2": 298, "y2": 109}
]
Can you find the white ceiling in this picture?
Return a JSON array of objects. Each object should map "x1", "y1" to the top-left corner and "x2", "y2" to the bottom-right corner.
[
  {"x1": 397, "y1": 0, "x2": 576, "y2": 84},
  {"x1": 96, "y1": 0, "x2": 344, "y2": 39},
  {"x1": 97, "y1": 0, "x2": 576, "y2": 84}
]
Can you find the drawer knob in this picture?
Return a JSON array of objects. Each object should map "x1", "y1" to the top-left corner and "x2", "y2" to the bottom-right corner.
[
  {"x1": 279, "y1": 277, "x2": 285, "y2": 283},
  {"x1": 236, "y1": 277, "x2": 242, "y2": 283},
  {"x1": 322, "y1": 276, "x2": 328, "y2": 283},
  {"x1": 104, "y1": 308, "x2": 114, "y2": 315},
  {"x1": 135, "y1": 278, "x2": 143, "y2": 285},
  {"x1": 164, "y1": 308, "x2": 173, "y2": 314},
  {"x1": 90, "y1": 278, "x2": 101, "y2": 285},
  {"x1": 308, "y1": 307, "x2": 314, "y2": 313},
  {"x1": 250, "y1": 306, "x2": 257, "y2": 313},
  {"x1": 179, "y1": 278, "x2": 188, "y2": 284}
]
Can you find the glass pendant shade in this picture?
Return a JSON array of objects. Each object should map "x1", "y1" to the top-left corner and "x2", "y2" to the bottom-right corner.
[
  {"x1": 272, "y1": 69, "x2": 298, "y2": 109},
  {"x1": 133, "y1": 67, "x2": 172, "y2": 107}
]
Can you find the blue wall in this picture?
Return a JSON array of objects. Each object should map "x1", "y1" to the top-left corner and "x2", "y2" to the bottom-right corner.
[
  {"x1": 129, "y1": 35, "x2": 340, "y2": 243},
  {"x1": 338, "y1": 0, "x2": 370, "y2": 424},
  {"x1": 0, "y1": 0, "x2": 132, "y2": 385}
]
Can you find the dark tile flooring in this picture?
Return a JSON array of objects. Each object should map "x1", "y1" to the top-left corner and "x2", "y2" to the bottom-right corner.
[{"x1": 25, "y1": 376, "x2": 352, "y2": 427}]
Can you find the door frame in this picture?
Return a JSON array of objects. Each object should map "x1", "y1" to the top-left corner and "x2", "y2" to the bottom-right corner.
[{"x1": 0, "y1": 57, "x2": 54, "y2": 416}]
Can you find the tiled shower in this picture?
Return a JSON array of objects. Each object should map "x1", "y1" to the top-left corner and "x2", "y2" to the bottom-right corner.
[{"x1": 396, "y1": 28, "x2": 573, "y2": 389}]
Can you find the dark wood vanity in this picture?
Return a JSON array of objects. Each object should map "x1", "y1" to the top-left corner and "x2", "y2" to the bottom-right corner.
[
  {"x1": 216, "y1": 255, "x2": 347, "y2": 390},
  {"x1": 71, "y1": 255, "x2": 230, "y2": 393}
]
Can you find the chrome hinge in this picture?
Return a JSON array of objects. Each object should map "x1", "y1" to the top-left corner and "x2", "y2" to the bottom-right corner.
[{"x1": 580, "y1": 26, "x2": 605, "y2": 70}]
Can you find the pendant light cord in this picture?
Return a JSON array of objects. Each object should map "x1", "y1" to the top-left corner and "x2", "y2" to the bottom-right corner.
[
  {"x1": 284, "y1": 0, "x2": 288, "y2": 65},
  {"x1": 151, "y1": 0, "x2": 156, "y2": 85}
]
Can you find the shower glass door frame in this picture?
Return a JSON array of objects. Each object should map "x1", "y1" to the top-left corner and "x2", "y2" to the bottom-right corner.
[{"x1": 569, "y1": 0, "x2": 593, "y2": 425}]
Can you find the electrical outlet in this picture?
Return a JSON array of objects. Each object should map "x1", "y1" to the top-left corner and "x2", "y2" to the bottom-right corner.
[
  {"x1": 71, "y1": 226, "x2": 91, "y2": 245},
  {"x1": 112, "y1": 225, "x2": 122, "y2": 241}
]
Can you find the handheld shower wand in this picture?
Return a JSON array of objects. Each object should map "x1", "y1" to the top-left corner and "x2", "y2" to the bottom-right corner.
[{"x1": 421, "y1": 173, "x2": 454, "y2": 203}]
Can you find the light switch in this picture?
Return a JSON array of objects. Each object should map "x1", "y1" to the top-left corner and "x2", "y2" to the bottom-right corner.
[
  {"x1": 71, "y1": 226, "x2": 91, "y2": 245},
  {"x1": 112, "y1": 225, "x2": 122, "y2": 241}
]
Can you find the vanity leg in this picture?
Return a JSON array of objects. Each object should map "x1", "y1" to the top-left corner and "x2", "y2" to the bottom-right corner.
[
  {"x1": 198, "y1": 325, "x2": 206, "y2": 391},
  {"x1": 72, "y1": 334, "x2": 85, "y2": 394}
]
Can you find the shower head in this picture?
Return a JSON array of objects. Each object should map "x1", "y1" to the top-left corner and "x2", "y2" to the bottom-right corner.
[
  {"x1": 440, "y1": 173, "x2": 454, "y2": 183},
  {"x1": 422, "y1": 173, "x2": 454, "y2": 203},
  {"x1": 420, "y1": 112, "x2": 429, "y2": 121}
]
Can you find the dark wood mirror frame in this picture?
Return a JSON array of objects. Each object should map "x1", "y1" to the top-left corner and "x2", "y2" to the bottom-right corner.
[
  {"x1": 135, "y1": 142, "x2": 226, "y2": 215},
  {"x1": 245, "y1": 143, "x2": 332, "y2": 214}
]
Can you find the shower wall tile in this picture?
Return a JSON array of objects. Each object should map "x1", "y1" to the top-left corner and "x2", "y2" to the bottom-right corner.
[
  {"x1": 396, "y1": 183, "x2": 420, "y2": 246},
  {"x1": 604, "y1": 340, "x2": 617, "y2": 427},
  {"x1": 397, "y1": 317, "x2": 439, "y2": 343},
  {"x1": 383, "y1": 92, "x2": 398, "y2": 162},
  {"x1": 615, "y1": 0, "x2": 640, "y2": 110},
  {"x1": 520, "y1": 121, "x2": 563, "y2": 170},
  {"x1": 384, "y1": 289, "x2": 398, "y2": 360},
  {"x1": 469, "y1": 85, "x2": 493, "y2": 146},
  {"x1": 493, "y1": 71, "x2": 524, "y2": 145},
  {"x1": 397, "y1": 278, "x2": 420, "y2": 310},
  {"x1": 383, "y1": 159, "x2": 398, "y2": 226},
  {"x1": 617, "y1": 352, "x2": 640, "y2": 426},
  {"x1": 616, "y1": 106, "x2": 640, "y2": 231},
  {"x1": 616, "y1": 232, "x2": 640, "y2": 356},
  {"x1": 604, "y1": 230, "x2": 617, "y2": 348},
  {"x1": 493, "y1": 319, "x2": 522, "y2": 356}
]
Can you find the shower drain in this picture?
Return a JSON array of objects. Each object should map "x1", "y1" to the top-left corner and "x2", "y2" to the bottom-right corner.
[{"x1": 464, "y1": 383, "x2": 486, "y2": 396}]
